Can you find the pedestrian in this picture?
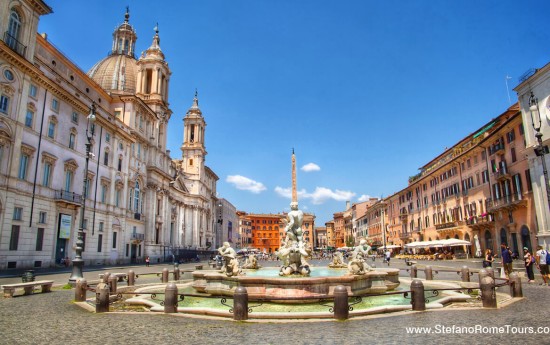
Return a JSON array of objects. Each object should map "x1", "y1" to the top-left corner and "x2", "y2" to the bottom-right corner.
[
  {"x1": 483, "y1": 249, "x2": 494, "y2": 268},
  {"x1": 500, "y1": 243, "x2": 513, "y2": 278},
  {"x1": 145, "y1": 256, "x2": 150, "y2": 267},
  {"x1": 535, "y1": 245, "x2": 550, "y2": 286},
  {"x1": 523, "y1": 247, "x2": 535, "y2": 283},
  {"x1": 64, "y1": 256, "x2": 69, "y2": 267},
  {"x1": 385, "y1": 249, "x2": 391, "y2": 266}
]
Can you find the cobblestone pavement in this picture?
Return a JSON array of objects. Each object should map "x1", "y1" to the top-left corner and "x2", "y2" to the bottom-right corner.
[{"x1": 1, "y1": 259, "x2": 549, "y2": 345}]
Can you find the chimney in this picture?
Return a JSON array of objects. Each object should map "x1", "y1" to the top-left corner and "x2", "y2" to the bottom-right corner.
[{"x1": 346, "y1": 201, "x2": 350, "y2": 210}]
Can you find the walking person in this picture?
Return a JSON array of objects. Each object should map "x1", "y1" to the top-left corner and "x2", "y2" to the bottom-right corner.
[
  {"x1": 482, "y1": 249, "x2": 494, "y2": 269},
  {"x1": 523, "y1": 248, "x2": 535, "y2": 283},
  {"x1": 535, "y1": 245, "x2": 550, "y2": 286},
  {"x1": 145, "y1": 256, "x2": 150, "y2": 267},
  {"x1": 500, "y1": 243, "x2": 513, "y2": 278}
]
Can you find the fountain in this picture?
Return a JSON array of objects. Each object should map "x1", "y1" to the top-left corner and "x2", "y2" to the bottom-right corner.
[{"x1": 190, "y1": 150, "x2": 401, "y2": 300}]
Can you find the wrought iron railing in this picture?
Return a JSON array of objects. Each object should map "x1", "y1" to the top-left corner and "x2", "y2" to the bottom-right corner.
[{"x1": 3, "y1": 31, "x2": 26, "y2": 56}]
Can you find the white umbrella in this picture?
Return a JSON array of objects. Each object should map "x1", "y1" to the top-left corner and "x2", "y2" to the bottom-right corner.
[
  {"x1": 440, "y1": 239, "x2": 471, "y2": 247},
  {"x1": 474, "y1": 235, "x2": 482, "y2": 257}
]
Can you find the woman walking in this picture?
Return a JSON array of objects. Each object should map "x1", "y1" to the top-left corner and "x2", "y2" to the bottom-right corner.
[{"x1": 524, "y1": 248, "x2": 535, "y2": 283}]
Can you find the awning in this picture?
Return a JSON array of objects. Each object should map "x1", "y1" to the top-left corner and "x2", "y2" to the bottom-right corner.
[{"x1": 405, "y1": 239, "x2": 471, "y2": 248}]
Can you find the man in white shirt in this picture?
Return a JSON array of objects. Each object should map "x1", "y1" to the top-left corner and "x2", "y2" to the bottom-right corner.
[{"x1": 535, "y1": 245, "x2": 549, "y2": 286}]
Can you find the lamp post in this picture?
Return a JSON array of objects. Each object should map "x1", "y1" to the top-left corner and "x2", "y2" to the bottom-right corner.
[
  {"x1": 69, "y1": 103, "x2": 96, "y2": 284},
  {"x1": 528, "y1": 92, "x2": 550, "y2": 216},
  {"x1": 217, "y1": 203, "x2": 223, "y2": 248}
]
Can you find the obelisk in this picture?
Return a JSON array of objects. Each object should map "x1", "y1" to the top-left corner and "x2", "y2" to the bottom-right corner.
[{"x1": 291, "y1": 148, "x2": 297, "y2": 204}]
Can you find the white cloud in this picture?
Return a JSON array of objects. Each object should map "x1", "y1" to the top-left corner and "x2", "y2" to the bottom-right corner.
[
  {"x1": 274, "y1": 186, "x2": 308, "y2": 199},
  {"x1": 301, "y1": 163, "x2": 320, "y2": 172},
  {"x1": 358, "y1": 194, "x2": 371, "y2": 202},
  {"x1": 226, "y1": 175, "x2": 266, "y2": 194},
  {"x1": 275, "y1": 186, "x2": 355, "y2": 205},
  {"x1": 305, "y1": 187, "x2": 356, "y2": 205}
]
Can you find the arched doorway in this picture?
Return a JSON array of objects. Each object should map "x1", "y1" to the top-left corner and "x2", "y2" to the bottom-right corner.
[
  {"x1": 521, "y1": 226, "x2": 532, "y2": 252},
  {"x1": 484, "y1": 230, "x2": 493, "y2": 252}
]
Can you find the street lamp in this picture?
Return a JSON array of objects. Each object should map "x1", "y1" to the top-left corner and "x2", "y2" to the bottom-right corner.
[
  {"x1": 529, "y1": 91, "x2": 550, "y2": 214},
  {"x1": 217, "y1": 203, "x2": 223, "y2": 248},
  {"x1": 69, "y1": 103, "x2": 96, "y2": 284}
]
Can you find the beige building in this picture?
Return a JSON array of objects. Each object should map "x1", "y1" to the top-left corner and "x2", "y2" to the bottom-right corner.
[
  {"x1": 386, "y1": 104, "x2": 536, "y2": 256},
  {"x1": 0, "y1": 2, "x2": 222, "y2": 269},
  {"x1": 325, "y1": 220, "x2": 335, "y2": 248}
]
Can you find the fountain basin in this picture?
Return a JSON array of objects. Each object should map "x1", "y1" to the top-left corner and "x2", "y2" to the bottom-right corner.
[{"x1": 191, "y1": 267, "x2": 400, "y2": 301}]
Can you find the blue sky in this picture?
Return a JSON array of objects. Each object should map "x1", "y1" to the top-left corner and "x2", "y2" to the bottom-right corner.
[{"x1": 39, "y1": 0, "x2": 550, "y2": 224}]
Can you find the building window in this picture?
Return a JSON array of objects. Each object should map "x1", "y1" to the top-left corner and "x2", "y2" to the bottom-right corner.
[
  {"x1": 105, "y1": 133, "x2": 110, "y2": 142},
  {"x1": 511, "y1": 147, "x2": 517, "y2": 163},
  {"x1": 84, "y1": 177, "x2": 91, "y2": 198},
  {"x1": 115, "y1": 189, "x2": 120, "y2": 207},
  {"x1": 99, "y1": 222, "x2": 104, "y2": 232},
  {"x1": 13, "y1": 207, "x2": 23, "y2": 220},
  {"x1": 69, "y1": 132, "x2": 76, "y2": 149},
  {"x1": 101, "y1": 184, "x2": 107, "y2": 203},
  {"x1": 18, "y1": 154, "x2": 29, "y2": 179},
  {"x1": 519, "y1": 123, "x2": 524, "y2": 136},
  {"x1": 64, "y1": 170, "x2": 73, "y2": 192},
  {"x1": 51, "y1": 98, "x2": 59, "y2": 112},
  {"x1": 133, "y1": 181, "x2": 141, "y2": 212},
  {"x1": 118, "y1": 157, "x2": 122, "y2": 171},
  {"x1": 25, "y1": 110, "x2": 33, "y2": 128},
  {"x1": 38, "y1": 211, "x2": 47, "y2": 224},
  {"x1": 113, "y1": 232, "x2": 118, "y2": 249},
  {"x1": 103, "y1": 150, "x2": 109, "y2": 165},
  {"x1": 71, "y1": 111, "x2": 78, "y2": 124},
  {"x1": 506, "y1": 129, "x2": 515, "y2": 143},
  {"x1": 36, "y1": 228, "x2": 44, "y2": 251},
  {"x1": 0, "y1": 95, "x2": 9, "y2": 114},
  {"x1": 42, "y1": 162, "x2": 52, "y2": 187},
  {"x1": 114, "y1": 110, "x2": 121, "y2": 119},
  {"x1": 525, "y1": 169, "x2": 532, "y2": 192},
  {"x1": 9, "y1": 225, "x2": 20, "y2": 251},
  {"x1": 29, "y1": 84, "x2": 37, "y2": 98},
  {"x1": 97, "y1": 234, "x2": 103, "y2": 252},
  {"x1": 47, "y1": 120, "x2": 56, "y2": 139}
]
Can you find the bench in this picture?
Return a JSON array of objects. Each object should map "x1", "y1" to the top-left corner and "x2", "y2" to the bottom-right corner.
[
  {"x1": 2, "y1": 280, "x2": 54, "y2": 298},
  {"x1": 98, "y1": 273, "x2": 127, "y2": 282}
]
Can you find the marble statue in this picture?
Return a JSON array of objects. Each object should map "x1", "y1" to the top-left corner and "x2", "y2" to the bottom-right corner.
[
  {"x1": 347, "y1": 239, "x2": 373, "y2": 275},
  {"x1": 328, "y1": 251, "x2": 347, "y2": 268},
  {"x1": 217, "y1": 242, "x2": 241, "y2": 277},
  {"x1": 242, "y1": 253, "x2": 261, "y2": 269},
  {"x1": 285, "y1": 202, "x2": 304, "y2": 245}
]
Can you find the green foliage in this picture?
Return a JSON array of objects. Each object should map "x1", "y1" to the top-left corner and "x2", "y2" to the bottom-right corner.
[{"x1": 61, "y1": 283, "x2": 73, "y2": 290}]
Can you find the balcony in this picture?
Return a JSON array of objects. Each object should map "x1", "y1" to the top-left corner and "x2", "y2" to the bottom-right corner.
[
  {"x1": 494, "y1": 166, "x2": 510, "y2": 181},
  {"x1": 489, "y1": 141, "x2": 505, "y2": 155},
  {"x1": 2, "y1": 31, "x2": 27, "y2": 57},
  {"x1": 131, "y1": 232, "x2": 145, "y2": 243},
  {"x1": 466, "y1": 214, "x2": 495, "y2": 231},
  {"x1": 54, "y1": 190, "x2": 82, "y2": 206},
  {"x1": 487, "y1": 193, "x2": 527, "y2": 212},
  {"x1": 399, "y1": 209, "x2": 408, "y2": 219},
  {"x1": 435, "y1": 222, "x2": 459, "y2": 232},
  {"x1": 399, "y1": 232, "x2": 411, "y2": 239}
]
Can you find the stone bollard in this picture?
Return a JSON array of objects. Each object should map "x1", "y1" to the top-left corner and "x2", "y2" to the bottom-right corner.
[
  {"x1": 75, "y1": 279, "x2": 87, "y2": 302},
  {"x1": 425, "y1": 266, "x2": 433, "y2": 280},
  {"x1": 410, "y1": 279, "x2": 426, "y2": 311},
  {"x1": 461, "y1": 266, "x2": 470, "y2": 282},
  {"x1": 161, "y1": 268, "x2": 169, "y2": 283},
  {"x1": 410, "y1": 265, "x2": 418, "y2": 279},
  {"x1": 487, "y1": 267, "x2": 495, "y2": 280},
  {"x1": 95, "y1": 282, "x2": 110, "y2": 313},
  {"x1": 108, "y1": 275, "x2": 118, "y2": 294},
  {"x1": 164, "y1": 283, "x2": 178, "y2": 313},
  {"x1": 480, "y1": 276, "x2": 497, "y2": 308},
  {"x1": 233, "y1": 286, "x2": 249, "y2": 321},
  {"x1": 174, "y1": 267, "x2": 180, "y2": 281},
  {"x1": 102, "y1": 272, "x2": 111, "y2": 284},
  {"x1": 333, "y1": 285, "x2": 349, "y2": 320},
  {"x1": 509, "y1": 272, "x2": 523, "y2": 298},
  {"x1": 478, "y1": 268, "x2": 489, "y2": 285},
  {"x1": 127, "y1": 270, "x2": 135, "y2": 286}
]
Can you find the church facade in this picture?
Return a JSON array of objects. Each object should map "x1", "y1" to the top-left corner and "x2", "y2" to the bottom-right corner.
[{"x1": 0, "y1": 1, "x2": 219, "y2": 269}]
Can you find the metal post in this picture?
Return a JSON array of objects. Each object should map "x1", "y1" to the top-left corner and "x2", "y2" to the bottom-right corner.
[
  {"x1": 75, "y1": 279, "x2": 87, "y2": 302},
  {"x1": 108, "y1": 275, "x2": 117, "y2": 294},
  {"x1": 425, "y1": 266, "x2": 433, "y2": 280},
  {"x1": 164, "y1": 283, "x2": 178, "y2": 313},
  {"x1": 69, "y1": 104, "x2": 96, "y2": 285},
  {"x1": 480, "y1": 276, "x2": 497, "y2": 308},
  {"x1": 95, "y1": 282, "x2": 110, "y2": 313},
  {"x1": 233, "y1": 286, "x2": 248, "y2": 321},
  {"x1": 333, "y1": 285, "x2": 349, "y2": 320},
  {"x1": 509, "y1": 272, "x2": 523, "y2": 298},
  {"x1": 461, "y1": 266, "x2": 470, "y2": 282},
  {"x1": 410, "y1": 279, "x2": 426, "y2": 311},
  {"x1": 127, "y1": 270, "x2": 135, "y2": 286},
  {"x1": 161, "y1": 268, "x2": 169, "y2": 283},
  {"x1": 410, "y1": 265, "x2": 417, "y2": 279},
  {"x1": 174, "y1": 266, "x2": 180, "y2": 281}
]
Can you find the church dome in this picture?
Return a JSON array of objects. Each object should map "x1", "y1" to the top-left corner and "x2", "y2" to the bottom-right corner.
[
  {"x1": 88, "y1": 55, "x2": 137, "y2": 94},
  {"x1": 87, "y1": 7, "x2": 138, "y2": 94}
]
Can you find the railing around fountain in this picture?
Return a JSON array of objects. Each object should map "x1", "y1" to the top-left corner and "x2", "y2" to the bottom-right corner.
[{"x1": 73, "y1": 264, "x2": 523, "y2": 320}]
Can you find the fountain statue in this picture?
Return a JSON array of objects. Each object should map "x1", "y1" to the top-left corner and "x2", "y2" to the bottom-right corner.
[
  {"x1": 242, "y1": 253, "x2": 261, "y2": 269},
  {"x1": 328, "y1": 251, "x2": 347, "y2": 268},
  {"x1": 217, "y1": 242, "x2": 241, "y2": 277},
  {"x1": 277, "y1": 150, "x2": 312, "y2": 276},
  {"x1": 347, "y1": 239, "x2": 373, "y2": 275}
]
